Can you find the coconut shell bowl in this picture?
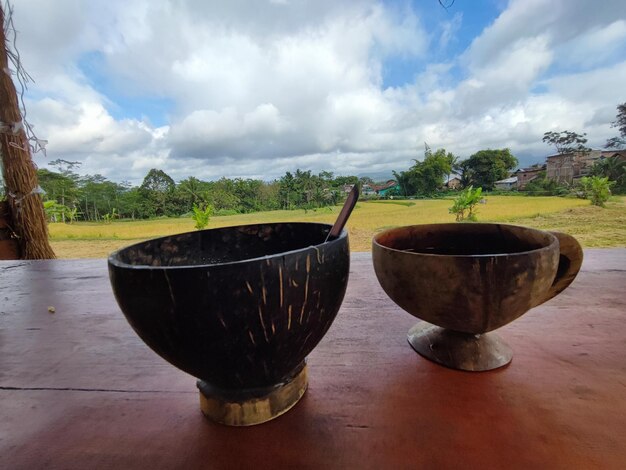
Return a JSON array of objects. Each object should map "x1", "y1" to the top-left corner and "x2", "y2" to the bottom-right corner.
[
  {"x1": 108, "y1": 222, "x2": 349, "y2": 425},
  {"x1": 372, "y1": 223, "x2": 583, "y2": 372}
]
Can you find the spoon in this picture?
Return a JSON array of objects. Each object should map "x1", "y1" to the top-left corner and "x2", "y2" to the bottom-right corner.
[{"x1": 325, "y1": 183, "x2": 360, "y2": 242}]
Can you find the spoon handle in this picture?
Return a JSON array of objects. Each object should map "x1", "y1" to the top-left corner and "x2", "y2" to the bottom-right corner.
[{"x1": 325, "y1": 184, "x2": 360, "y2": 242}]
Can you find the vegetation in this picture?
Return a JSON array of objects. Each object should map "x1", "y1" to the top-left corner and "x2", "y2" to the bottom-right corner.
[
  {"x1": 393, "y1": 146, "x2": 454, "y2": 197},
  {"x1": 36, "y1": 162, "x2": 361, "y2": 223},
  {"x1": 191, "y1": 204, "x2": 213, "y2": 230},
  {"x1": 577, "y1": 176, "x2": 613, "y2": 207},
  {"x1": 537, "y1": 104, "x2": 625, "y2": 197},
  {"x1": 605, "y1": 102, "x2": 626, "y2": 149},
  {"x1": 542, "y1": 130, "x2": 591, "y2": 155},
  {"x1": 46, "y1": 195, "x2": 625, "y2": 258},
  {"x1": 30, "y1": 103, "x2": 626, "y2": 230},
  {"x1": 458, "y1": 149, "x2": 517, "y2": 190},
  {"x1": 449, "y1": 186, "x2": 483, "y2": 221},
  {"x1": 591, "y1": 154, "x2": 626, "y2": 194},
  {"x1": 522, "y1": 171, "x2": 569, "y2": 196}
]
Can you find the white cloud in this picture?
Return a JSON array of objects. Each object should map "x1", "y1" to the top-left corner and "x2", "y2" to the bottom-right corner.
[
  {"x1": 438, "y1": 13, "x2": 462, "y2": 50},
  {"x1": 9, "y1": 0, "x2": 626, "y2": 184},
  {"x1": 455, "y1": 35, "x2": 554, "y2": 118},
  {"x1": 168, "y1": 104, "x2": 292, "y2": 159},
  {"x1": 555, "y1": 20, "x2": 626, "y2": 69},
  {"x1": 466, "y1": 0, "x2": 626, "y2": 68}
]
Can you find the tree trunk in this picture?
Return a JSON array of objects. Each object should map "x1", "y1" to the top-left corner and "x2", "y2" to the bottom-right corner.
[
  {"x1": 0, "y1": 200, "x2": 19, "y2": 259},
  {"x1": 0, "y1": 6, "x2": 55, "y2": 259}
]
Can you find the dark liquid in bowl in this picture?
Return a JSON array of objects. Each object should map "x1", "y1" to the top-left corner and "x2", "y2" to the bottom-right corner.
[
  {"x1": 390, "y1": 227, "x2": 551, "y2": 256},
  {"x1": 403, "y1": 246, "x2": 516, "y2": 256}
]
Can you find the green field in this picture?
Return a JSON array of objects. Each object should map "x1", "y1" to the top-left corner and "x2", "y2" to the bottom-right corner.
[{"x1": 48, "y1": 195, "x2": 626, "y2": 258}]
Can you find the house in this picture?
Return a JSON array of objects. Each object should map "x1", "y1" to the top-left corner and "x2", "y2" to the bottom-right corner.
[
  {"x1": 443, "y1": 174, "x2": 462, "y2": 189},
  {"x1": 494, "y1": 176, "x2": 518, "y2": 191},
  {"x1": 546, "y1": 150, "x2": 623, "y2": 185},
  {"x1": 372, "y1": 180, "x2": 399, "y2": 196},
  {"x1": 514, "y1": 164, "x2": 545, "y2": 189},
  {"x1": 361, "y1": 184, "x2": 376, "y2": 196}
]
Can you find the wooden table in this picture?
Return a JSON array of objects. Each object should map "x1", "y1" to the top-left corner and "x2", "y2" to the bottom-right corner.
[{"x1": 1, "y1": 251, "x2": 625, "y2": 469}]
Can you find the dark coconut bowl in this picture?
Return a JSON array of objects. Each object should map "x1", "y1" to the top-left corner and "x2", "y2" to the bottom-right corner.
[{"x1": 108, "y1": 222, "x2": 349, "y2": 425}]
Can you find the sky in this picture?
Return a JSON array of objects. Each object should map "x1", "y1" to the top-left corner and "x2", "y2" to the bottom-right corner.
[{"x1": 9, "y1": 0, "x2": 626, "y2": 184}]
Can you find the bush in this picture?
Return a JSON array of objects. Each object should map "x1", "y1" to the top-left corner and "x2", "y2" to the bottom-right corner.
[
  {"x1": 191, "y1": 203, "x2": 213, "y2": 230},
  {"x1": 577, "y1": 176, "x2": 613, "y2": 207},
  {"x1": 523, "y1": 173, "x2": 570, "y2": 196},
  {"x1": 449, "y1": 186, "x2": 483, "y2": 221}
]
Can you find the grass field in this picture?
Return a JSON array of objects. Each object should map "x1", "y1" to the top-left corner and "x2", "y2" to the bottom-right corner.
[{"x1": 48, "y1": 195, "x2": 626, "y2": 258}]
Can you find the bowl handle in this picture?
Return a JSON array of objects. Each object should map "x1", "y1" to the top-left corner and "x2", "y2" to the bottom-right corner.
[{"x1": 541, "y1": 231, "x2": 583, "y2": 304}]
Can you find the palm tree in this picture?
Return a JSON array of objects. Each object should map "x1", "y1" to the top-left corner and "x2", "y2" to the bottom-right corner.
[
  {"x1": 178, "y1": 177, "x2": 206, "y2": 207},
  {"x1": 392, "y1": 170, "x2": 414, "y2": 197},
  {"x1": 592, "y1": 155, "x2": 626, "y2": 193}
]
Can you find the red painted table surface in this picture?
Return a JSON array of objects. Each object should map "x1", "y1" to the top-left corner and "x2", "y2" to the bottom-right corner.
[{"x1": 1, "y1": 251, "x2": 625, "y2": 469}]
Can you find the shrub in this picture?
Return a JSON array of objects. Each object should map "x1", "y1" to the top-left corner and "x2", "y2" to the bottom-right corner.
[
  {"x1": 191, "y1": 203, "x2": 213, "y2": 230},
  {"x1": 577, "y1": 176, "x2": 613, "y2": 207},
  {"x1": 449, "y1": 186, "x2": 483, "y2": 221},
  {"x1": 523, "y1": 173, "x2": 570, "y2": 196}
]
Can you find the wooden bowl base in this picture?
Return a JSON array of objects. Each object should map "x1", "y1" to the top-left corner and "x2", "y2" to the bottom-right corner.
[
  {"x1": 408, "y1": 322, "x2": 513, "y2": 371},
  {"x1": 197, "y1": 364, "x2": 308, "y2": 426}
]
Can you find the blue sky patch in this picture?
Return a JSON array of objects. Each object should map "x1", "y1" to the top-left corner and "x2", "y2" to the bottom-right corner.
[{"x1": 78, "y1": 51, "x2": 173, "y2": 127}]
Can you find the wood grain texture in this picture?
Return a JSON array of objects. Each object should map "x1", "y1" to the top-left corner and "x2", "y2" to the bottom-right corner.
[{"x1": 1, "y1": 251, "x2": 625, "y2": 469}]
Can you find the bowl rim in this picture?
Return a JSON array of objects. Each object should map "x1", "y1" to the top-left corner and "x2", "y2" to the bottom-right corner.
[
  {"x1": 372, "y1": 222, "x2": 557, "y2": 258},
  {"x1": 108, "y1": 221, "x2": 347, "y2": 270}
]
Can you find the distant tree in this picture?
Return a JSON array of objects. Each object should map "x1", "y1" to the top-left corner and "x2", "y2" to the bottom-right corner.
[
  {"x1": 318, "y1": 171, "x2": 334, "y2": 183},
  {"x1": 542, "y1": 131, "x2": 591, "y2": 155},
  {"x1": 460, "y1": 149, "x2": 518, "y2": 190},
  {"x1": 49, "y1": 159, "x2": 82, "y2": 176},
  {"x1": 278, "y1": 171, "x2": 298, "y2": 209},
  {"x1": 393, "y1": 147, "x2": 454, "y2": 197},
  {"x1": 444, "y1": 152, "x2": 460, "y2": 189},
  {"x1": 605, "y1": 102, "x2": 626, "y2": 149},
  {"x1": 140, "y1": 169, "x2": 176, "y2": 216},
  {"x1": 276, "y1": 170, "x2": 346, "y2": 209},
  {"x1": 140, "y1": 169, "x2": 175, "y2": 193},
  {"x1": 79, "y1": 175, "x2": 126, "y2": 221},
  {"x1": 457, "y1": 160, "x2": 472, "y2": 189},
  {"x1": 591, "y1": 155, "x2": 626, "y2": 194},
  {"x1": 294, "y1": 170, "x2": 315, "y2": 206},
  {"x1": 412, "y1": 148, "x2": 453, "y2": 195},
  {"x1": 117, "y1": 187, "x2": 146, "y2": 219},
  {"x1": 232, "y1": 178, "x2": 264, "y2": 213},
  {"x1": 333, "y1": 175, "x2": 359, "y2": 187},
  {"x1": 40, "y1": 160, "x2": 82, "y2": 223},
  {"x1": 177, "y1": 176, "x2": 209, "y2": 209},
  {"x1": 37, "y1": 168, "x2": 81, "y2": 222},
  {"x1": 392, "y1": 169, "x2": 413, "y2": 197},
  {"x1": 205, "y1": 178, "x2": 241, "y2": 212},
  {"x1": 257, "y1": 181, "x2": 281, "y2": 210}
]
